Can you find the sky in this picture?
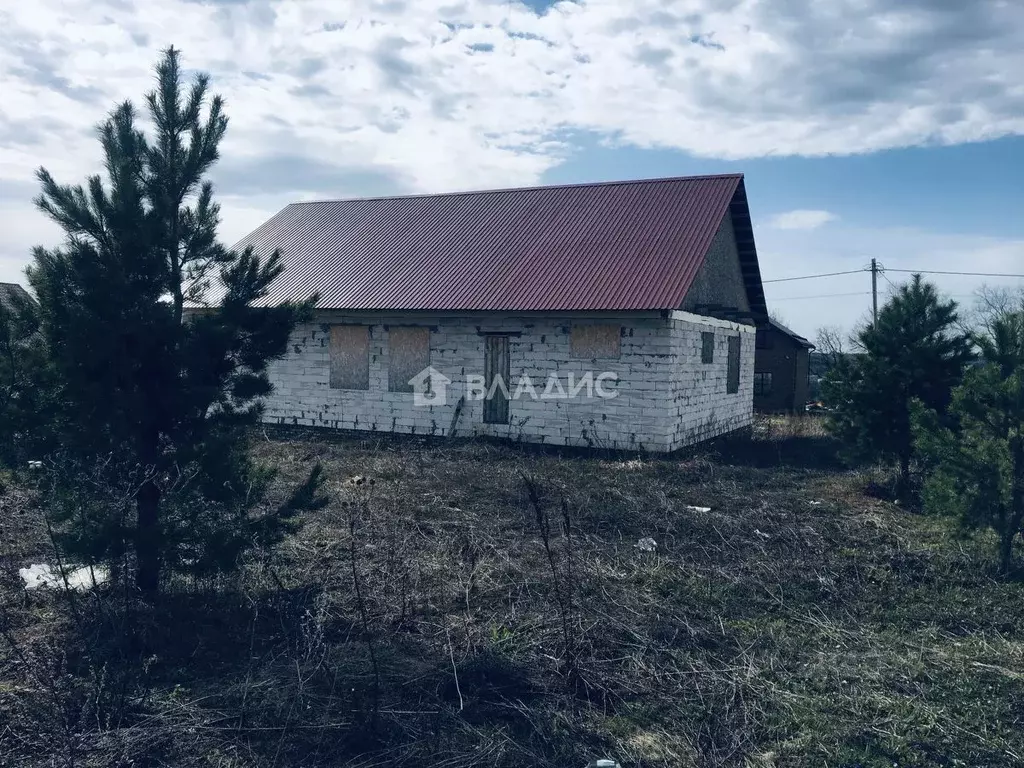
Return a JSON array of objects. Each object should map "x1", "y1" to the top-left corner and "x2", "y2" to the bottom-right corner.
[{"x1": 1, "y1": 0, "x2": 1022, "y2": 342}]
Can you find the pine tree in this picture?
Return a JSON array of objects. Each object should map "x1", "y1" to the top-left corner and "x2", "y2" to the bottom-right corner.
[
  {"x1": 822, "y1": 275, "x2": 973, "y2": 488},
  {"x1": 27, "y1": 47, "x2": 326, "y2": 595},
  {"x1": 0, "y1": 287, "x2": 52, "y2": 466},
  {"x1": 913, "y1": 302, "x2": 1024, "y2": 573}
]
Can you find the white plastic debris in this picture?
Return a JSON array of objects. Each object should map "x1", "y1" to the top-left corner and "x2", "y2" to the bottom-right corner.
[
  {"x1": 587, "y1": 760, "x2": 621, "y2": 768},
  {"x1": 685, "y1": 505, "x2": 712, "y2": 513},
  {"x1": 754, "y1": 529, "x2": 770, "y2": 539},
  {"x1": 808, "y1": 500, "x2": 823, "y2": 506},
  {"x1": 26, "y1": 460, "x2": 43, "y2": 470},
  {"x1": 635, "y1": 537, "x2": 657, "y2": 552},
  {"x1": 19, "y1": 563, "x2": 109, "y2": 591}
]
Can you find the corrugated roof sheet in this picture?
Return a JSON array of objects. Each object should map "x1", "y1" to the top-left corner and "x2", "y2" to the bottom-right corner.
[{"x1": 235, "y1": 174, "x2": 749, "y2": 312}]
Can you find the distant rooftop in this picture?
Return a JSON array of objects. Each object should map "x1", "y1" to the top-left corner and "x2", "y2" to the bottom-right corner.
[
  {"x1": 768, "y1": 318, "x2": 814, "y2": 348},
  {"x1": 0, "y1": 282, "x2": 34, "y2": 312}
]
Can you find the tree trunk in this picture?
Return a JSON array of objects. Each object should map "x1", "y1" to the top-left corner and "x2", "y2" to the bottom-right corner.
[
  {"x1": 999, "y1": 527, "x2": 1016, "y2": 576},
  {"x1": 897, "y1": 450, "x2": 911, "y2": 498},
  {"x1": 135, "y1": 481, "x2": 161, "y2": 594}
]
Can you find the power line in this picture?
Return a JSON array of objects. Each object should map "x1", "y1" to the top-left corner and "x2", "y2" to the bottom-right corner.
[
  {"x1": 761, "y1": 266, "x2": 1022, "y2": 307},
  {"x1": 882, "y1": 269, "x2": 1024, "y2": 278},
  {"x1": 762, "y1": 269, "x2": 865, "y2": 284},
  {"x1": 761, "y1": 267, "x2": 1024, "y2": 286},
  {"x1": 771, "y1": 291, "x2": 871, "y2": 301}
]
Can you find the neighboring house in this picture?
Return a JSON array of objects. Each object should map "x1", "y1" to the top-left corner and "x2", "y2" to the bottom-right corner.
[
  {"x1": 0, "y1": 282, "x2": 34, "y2": 314},
  {"x1": 0, "y1": 282, "x2": 38, "y2": 379},
  {"x1": 235, "y1": 174, "x2": 769, "y2": 452},
  {"x1": 753, "y1": 319, "x2": 814, "y2": 413},
  {"x1": 0, "y1": 283, "x2": 37, "y2": 347}
]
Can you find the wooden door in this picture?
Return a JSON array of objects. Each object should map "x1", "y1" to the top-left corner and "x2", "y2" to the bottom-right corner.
[{"x1": 483, "y1": 335, "x2": 510, "y2": 424}]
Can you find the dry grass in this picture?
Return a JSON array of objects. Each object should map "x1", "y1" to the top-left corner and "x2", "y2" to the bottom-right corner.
[{"x1": 1, "y1": 416, "x2": 1022, "y2": 767}]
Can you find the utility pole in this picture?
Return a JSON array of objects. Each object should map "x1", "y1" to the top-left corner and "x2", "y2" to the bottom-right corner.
[{"x1": 871, "y1": 258, "x2": 878, "y2": 325}]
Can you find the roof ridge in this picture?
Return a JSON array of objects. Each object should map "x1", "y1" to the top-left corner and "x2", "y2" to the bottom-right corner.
[{"x1": 286, "y1": 173, "x2": 744, "y2": 206}]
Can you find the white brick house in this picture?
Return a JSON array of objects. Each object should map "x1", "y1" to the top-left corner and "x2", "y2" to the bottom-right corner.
[{"x1": 236, "y1": 174, "x2": 768, "y2": 452}]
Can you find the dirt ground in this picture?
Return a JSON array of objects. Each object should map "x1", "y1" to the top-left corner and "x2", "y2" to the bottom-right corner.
[{"x1": 1, "y1": 417, "x2": 1022, "y2": 767}]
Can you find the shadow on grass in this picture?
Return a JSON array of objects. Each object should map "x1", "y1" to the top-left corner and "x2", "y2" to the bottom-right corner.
[
  {"x1": 261, "y1": 421, "x2": 849, "y2": 471},
  {"x1": 8, "y1": 586, "x2": 385, "y2": 765},
  {"x1": 709, "y1": 433, "x2": 847, "y2": 471},
  {"x1": 15, "y1": 582, "x2": 576, "y2": 768}
]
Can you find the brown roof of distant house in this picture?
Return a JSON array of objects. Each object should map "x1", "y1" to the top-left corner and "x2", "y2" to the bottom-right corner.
[
  {"x1": 232, "y1": 174, "x2": 767, "y2": 316},
  {"x1": 768, "y1": 318, "x2": 814, "y2": 349},
  {"x1": 0, "y1": 282, "x2": 34, "y2": 312}
]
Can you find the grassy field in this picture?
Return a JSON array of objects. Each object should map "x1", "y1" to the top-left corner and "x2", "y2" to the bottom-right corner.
[{"x1": 1, "y1": 417, "x2": 1022, "y2": 767}]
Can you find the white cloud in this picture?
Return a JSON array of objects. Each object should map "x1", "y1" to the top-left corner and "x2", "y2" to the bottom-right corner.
[
  {"x1": 3, "y1": 0, "x2": 1023, "y2": 186},
  {"x1": 0, "y1": 0, "x2": 1022, "y2": 283},
  {"x1": 769, "y1": 209, "x2": 838, "y2": 230}
]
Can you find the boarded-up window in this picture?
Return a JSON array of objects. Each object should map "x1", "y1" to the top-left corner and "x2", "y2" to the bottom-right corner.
[
  {"x1": 570, "y1": 325, "x2": 620, "y2": 358},
  {"x1": 330, "y1": 325, "x2": 369, "y2": 390},
  {"x1": 701, "y1": 331, "x2": 715, "y2": 364},
  {"x1": 755, "y1": 329, "x2": 772, "y2": 349},
  {"x1": 388, "y1": 327, "x2": 430, "y2": 392},
  {"x1": 727, "y1": 336, "x2": 741, "y2": 394}
]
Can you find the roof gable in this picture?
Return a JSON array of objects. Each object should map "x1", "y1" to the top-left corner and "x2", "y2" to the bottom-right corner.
[{"x1": 235, "y1": 174, "x2": 763, "y2": 313}]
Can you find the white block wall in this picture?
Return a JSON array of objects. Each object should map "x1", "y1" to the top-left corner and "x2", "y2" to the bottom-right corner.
[
  {"x1": 262, "y1": 310, "x2": 755, "y2": 452},
  {"x1": 666, "y1": 311, "x2": 756, "y2": 450}
]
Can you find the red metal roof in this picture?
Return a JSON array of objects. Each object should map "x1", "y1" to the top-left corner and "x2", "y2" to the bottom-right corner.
[{"x1": 236, "y1": 174, "x2": 749, "y2": 312}]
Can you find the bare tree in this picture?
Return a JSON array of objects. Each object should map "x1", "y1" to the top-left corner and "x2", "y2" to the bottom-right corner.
[
  {"x1": 815, "y1": 325, "x2": 846, "y2": 367},
  {"x1": 970, "y1": 285, "x2": 1024, "y2": 338}
]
